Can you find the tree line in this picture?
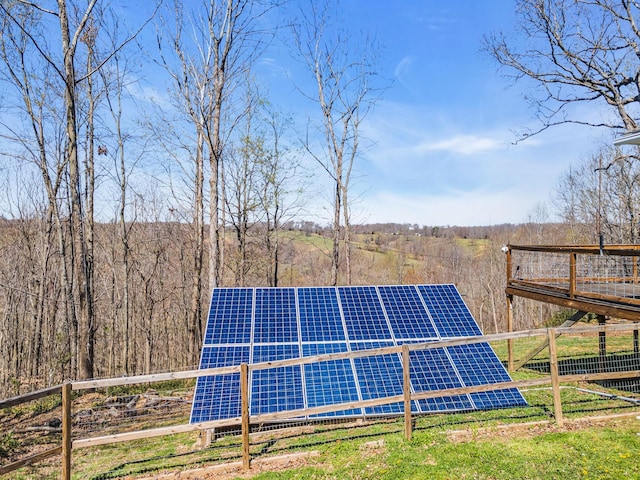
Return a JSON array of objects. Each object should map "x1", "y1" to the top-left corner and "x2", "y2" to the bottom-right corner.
[{"x1": 0, "y1": 0, "x2": 379, "y2": 386}]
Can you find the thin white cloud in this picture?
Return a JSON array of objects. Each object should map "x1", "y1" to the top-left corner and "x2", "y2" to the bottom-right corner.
[
  {"x1": 259, "y1": 56, "x2": 291, "y2": 77},
  {"x1": 394, "y1": 56, "x2": 416, "y2": 79},
  {"x1": 416, "y1": 135, "x2": 504, "y2": 155}
]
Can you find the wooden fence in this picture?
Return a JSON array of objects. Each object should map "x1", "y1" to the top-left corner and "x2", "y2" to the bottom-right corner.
[{"x1": 2, "y1": 323, "x2": 640, "y2": 479}]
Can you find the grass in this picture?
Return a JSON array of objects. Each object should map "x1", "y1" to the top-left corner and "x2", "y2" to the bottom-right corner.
[
  {"x1": 6, "y1": 388, "x2": 639, "y2": 479},
  {"x1": 180, "y1": 418, "x2": 640, "y2": 480},
  {"x1": 490, "y1": 331, "x2": 637, "y2": 364},
  {"x1": 221, "y1": 418, "x2": 640, "y2": 480},
  {"x1": 5, "y1": 340, "x2": 640, "y2": 479}
]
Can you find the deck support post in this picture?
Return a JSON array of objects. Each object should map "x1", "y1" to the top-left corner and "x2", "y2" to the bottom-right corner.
[
  {"x1": 597, "y1": 315, "x2": 607, "y2": 371},
  {"x1": 569, "y1": 252, "x2": 577, "y2": 298},
  {"x1": 505, "y1": 246, "x2": 514, "y2": 372},
  {"x1": 634, "y1": 326, "x2": 639, "y2": 355},
  {"x1": 507, "y1": 294, "x2": 514, "y2": 372}
]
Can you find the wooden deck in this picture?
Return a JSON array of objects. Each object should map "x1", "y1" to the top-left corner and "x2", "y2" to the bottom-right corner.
[{"x1": 505, "y1": 245, "x2": 640, "y2": 321}]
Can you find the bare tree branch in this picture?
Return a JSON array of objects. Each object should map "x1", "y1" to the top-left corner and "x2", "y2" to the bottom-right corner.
[{"x1": 484, "y1": 0, "x2": 640, "y2": 138}]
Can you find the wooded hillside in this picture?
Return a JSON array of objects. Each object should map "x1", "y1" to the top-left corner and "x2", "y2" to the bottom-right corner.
[{"x1": 0, "y1": 219, "x2": 579, "y2": 395}]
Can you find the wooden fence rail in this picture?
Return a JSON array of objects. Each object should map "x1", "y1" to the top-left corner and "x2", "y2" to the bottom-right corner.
[{"x1": 2, "y1": 324, "x2": 640, "y2": 479}]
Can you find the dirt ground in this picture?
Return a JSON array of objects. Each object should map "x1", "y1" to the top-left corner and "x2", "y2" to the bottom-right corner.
[{"x1": 135, "y1": 451, "x2": 322, "y2": 480}]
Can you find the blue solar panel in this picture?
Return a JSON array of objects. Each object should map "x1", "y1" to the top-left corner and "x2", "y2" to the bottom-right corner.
[
  {"x1": 408, "y1": 349, "x2": 474, "y2": 412},
  {"x1": 204, "y1": 288, "x2": 253, "y2": 344},
  {"x1": 301, "y1": 343, "x2": 363, "y2": 417},
  {"x1": 190, "y1": 284, "x2": 527, "y2": 423},
  {"x1": 254, "y1": 288, "x2": 298, "y2": 343},
  {"x1": 191, "y1": 374, "x2": 242, "y2": 422},
  {"x1": 251, "y1": 366, "x2": 304, "y2": 414},
  {"x1": 200, "y1": 345, "x2": 250, "y2": 368},
  {"x1": 351, "y1": 341, "x2": 405, "y2": 414},
  {"x1": 339, "y1": 286, "x2": 392, "y2": 341},
  {"x1": 446, "y1": 343, "x2": 527, "y2": 409},
  {"x1": 251, "y1": 344, "x2": 304, "y2": 414},
  {"x1": 418, "y1": 284, "x2": 482, "y2": 337},
  {"x1": 190, "y1": 346, "x2": 250, "y2": 422},
  {"x1": 447, "y1": 343, "x2": 513, "y2": 385},
  {"x1": 299, "y1": 287, "x2": 345, "y2": 342},
  {"x1": 379, "y1": 285, "x2": 439, "y2": 340}
]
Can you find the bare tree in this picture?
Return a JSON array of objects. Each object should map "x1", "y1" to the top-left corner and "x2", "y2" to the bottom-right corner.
[
  {"x1": 258, "y1": 106, "x2": 305, "y2": 287},
  {"x1": 555, "y1": 146, "x2": 640, "y2": 243},
  {"x1": 0, "y1": 0, "x2": 100, "y2": 380},
  {"x1": 157, "y1": 0, "x2": 275, "y2": 290},
  {"x1": 97, "y1": 11, "x2": 146, "y2": 374},
  {"x1": 225, "y1": 84, "x2": 262, "y2": 287},
  {"x1": 485, "y1": 0, "x2": 640, "y2": 137},
  {"x1": 292, "y1": 0, "x2": 380, "y2": 285},
  {"x1": 0, "y1": 0, "x2": 152, "y2": 380}
]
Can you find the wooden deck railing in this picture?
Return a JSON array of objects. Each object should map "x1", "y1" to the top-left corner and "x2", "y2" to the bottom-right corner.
[{"x1": 505, "y1": 244, "x2": 640, "y2": 321}]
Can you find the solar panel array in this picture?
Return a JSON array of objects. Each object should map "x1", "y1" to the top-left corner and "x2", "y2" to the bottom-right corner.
[{"x1": 190, "y1": 284, "x2": 526, "y2": 423}]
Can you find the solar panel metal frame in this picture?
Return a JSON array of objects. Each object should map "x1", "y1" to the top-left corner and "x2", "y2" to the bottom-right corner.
[{"x1": 190, "y1": 284, "x2": 527, "y2": 424}]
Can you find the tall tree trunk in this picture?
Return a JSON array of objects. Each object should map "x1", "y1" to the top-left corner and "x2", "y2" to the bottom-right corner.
[
  {"x1": 331, "y1": 178, "x2": 341, "y2": 286},
  {"x1": 342, "y1": 185, "x2": 351, "y2": 285},
  {"x1": 59, "y1": 0, "x2": 96, "y2": 380},
  {"x1": 190, "y1": 131, "x2": 205, "y2": 364}
]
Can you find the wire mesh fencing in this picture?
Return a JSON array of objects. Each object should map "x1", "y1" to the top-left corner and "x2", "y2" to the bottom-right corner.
[{"x1": 3, "y1": 323, "x2": 640, "y2": 479}]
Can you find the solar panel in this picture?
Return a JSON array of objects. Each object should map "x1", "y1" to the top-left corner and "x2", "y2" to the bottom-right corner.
[
  {"x1": 191, "y1": 346, "x2": 249, "y2": 422},
  {"x1": 446, "y1": 343, "x2": 525, "y2": 410},
  {"x1": 299, "y1": 287, "x2": 345, "y2": 342},
  {"x1": 378, "y1": 285, "x2": 438, "y2": 341},
  {"x1": 303, "y1": 343, "x2": 362, "y2": 417},
  {"x1": 408, "y1": 348, "x2": 474, "y2": 412},
  {"x1": 339, "y1": 286, "x2": 392, "y2": 341},
  {"x1": 351, "y1": 341, "x2": 406, "y2": 414},
  {"x1": 418, "y1": 284, "x2": 482, "y2": 337},
  {"x1": 190, "y1": 284, "x2": 527, "y2": 424},
  {"x1": 204, "y1": 288, "x2": 253, "y2": 344},
  {"x1": 253, "y1": 288, "x2": 298, "y2": 343}
]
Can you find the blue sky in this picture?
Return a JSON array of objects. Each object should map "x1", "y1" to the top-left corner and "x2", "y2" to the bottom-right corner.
[
  {"x1": 257, "y1": 0, "x2": 612, "y2": 226},
  {"x1": 1, "y1": 1, "x2": 610, "y2": 227}
]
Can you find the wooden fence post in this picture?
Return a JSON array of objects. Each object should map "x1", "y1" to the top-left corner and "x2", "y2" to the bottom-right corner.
[
  {"x1": 507, "y1": 294, "x2": 514, "y2": 372},
  {"x1": 402, "y1": 345, "x2": 412, "y2": 441},
  {"x1": 505, "y1": 247, "x2": 514, "y2": 372},
  {"x1": 569, "y1": 252, "x2": 577, "y2": 298},
  {"x1": 240, "y1": 363, "x2": 250, "y2": 470},
  {"x1": 547, "y1": 329, "x2": 564, "y2": 427},
  {"x1": 61, "y1": 382, "x2": 72, "y2": 480}
]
